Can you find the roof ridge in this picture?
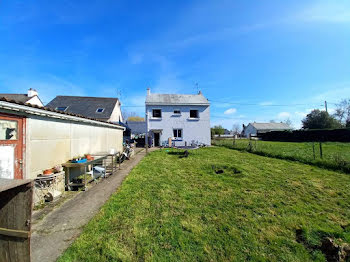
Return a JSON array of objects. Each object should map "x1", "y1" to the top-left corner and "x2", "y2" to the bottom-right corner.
[{"x1": 55, "y1": 95, "x2": 119, "y2": 100}]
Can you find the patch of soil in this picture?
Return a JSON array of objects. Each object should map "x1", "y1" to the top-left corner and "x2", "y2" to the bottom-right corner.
[{"x1": 211, "y1": 165, "x2": 242, "y2": 177}]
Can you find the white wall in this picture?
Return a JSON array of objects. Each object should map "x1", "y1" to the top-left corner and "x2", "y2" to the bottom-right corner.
[
  {"x1": 109, "y1": 101, "x2": 123, "y2": 123},
  {"x1": 26, "y1": 96, "x2": 44, "y2": 107},
  {"x1": 25, "y1": 116, "x2": 123, "y2": 179}
]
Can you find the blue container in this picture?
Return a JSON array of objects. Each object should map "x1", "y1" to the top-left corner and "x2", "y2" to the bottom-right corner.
[{"x1": 71, "y1": 158, "x2": 88, "y2": 163}]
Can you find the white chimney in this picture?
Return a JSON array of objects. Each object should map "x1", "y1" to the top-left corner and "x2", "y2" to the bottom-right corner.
[
  {"x1": 28, "y1": 88, "x2": 38, "y2": 98},
  {"x1": 147, "y1": 87, "x2": 151, "y2": 96}
]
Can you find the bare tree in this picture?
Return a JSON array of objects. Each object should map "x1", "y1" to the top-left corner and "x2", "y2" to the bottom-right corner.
[
  {"x1": 334, "y1": 99, "x2": 350, "y2": 127},
  {"x1": 232, "y1": 123, "x2": 241, "y2": 135}
]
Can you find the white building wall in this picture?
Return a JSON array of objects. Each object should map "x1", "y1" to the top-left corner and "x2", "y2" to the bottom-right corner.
[
  {"x1": 25, "y1": 116, "x2": 123, "y2": 179},
  {"x1": 109, "y1": 101, "x2": 123, "y2": 122},
  {"x1": 146, "y1": 105, "x2": 211, "y2": 146}
]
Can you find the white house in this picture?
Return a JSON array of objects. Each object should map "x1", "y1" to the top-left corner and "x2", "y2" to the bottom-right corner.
[
  {"x1": 242, "y1": 122, "x2": 292, "y2": 138},
  {"x1": 145, "y1": 88, "x2": 211, "y2": 147}
]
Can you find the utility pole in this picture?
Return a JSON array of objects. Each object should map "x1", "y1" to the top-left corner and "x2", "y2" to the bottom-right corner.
[
  {"x1": 324, "y1": 101, "x2": 328, "y2": 113},
  {"x1": 145, "y1": 112, "x2": 148, "y2": 154}
]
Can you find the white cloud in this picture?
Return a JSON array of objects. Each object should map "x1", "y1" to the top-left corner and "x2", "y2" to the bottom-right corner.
[
  {"x1": 224, "y1": 108, "x2": 237, "y2": 115},
  {"x1": 294, "y1": 1, "x2": 350, "y2": 24},
  {"x1": 277, "y1": 112, "x2": 291, "y2": 119}
]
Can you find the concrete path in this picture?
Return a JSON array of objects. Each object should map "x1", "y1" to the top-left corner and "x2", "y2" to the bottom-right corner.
[{"x1": 31, "y1": 148, "x2": 150, "y2": 262}]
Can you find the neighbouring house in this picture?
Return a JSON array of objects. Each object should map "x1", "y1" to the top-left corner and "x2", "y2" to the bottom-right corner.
[
  {"x1": 0, "y1": 88, "x2": 44, "y2": 107},
  {"x1": 145, "y1": 88, "x2": 211, "y2": 147},
  {"x1": 0, "y1": 97, "x2": 125, "y2": 181},
  {"x1": 242, "y1": 122, "x2": 292, "y2": 138},
  {"x1": 46, "y1": 95, "x2": 123, "y2": 123}
]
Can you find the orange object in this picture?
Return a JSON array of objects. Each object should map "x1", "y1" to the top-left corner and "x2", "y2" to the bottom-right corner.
[{"x1": 43, "y1": 169, "x2": 53, "y2": 175}]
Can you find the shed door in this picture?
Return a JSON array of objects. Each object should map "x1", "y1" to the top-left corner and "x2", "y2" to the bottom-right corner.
[{"x1": 0, "y1": 114, "x2": 24, "y2": 179}]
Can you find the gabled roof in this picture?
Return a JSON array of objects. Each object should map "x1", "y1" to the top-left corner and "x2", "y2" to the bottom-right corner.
[
  {"x1": 0, "y1": 94, "x2": 31, "y2": 103},
  {"x1": 146, "y1": 93, "x2": 209, "y2": 105},
  {"x1": 250, "y1": 122, "x2": 292, "y2": 130},
  {"x1": 46, "y1": 96, "x2": 120, "y2": 120}
]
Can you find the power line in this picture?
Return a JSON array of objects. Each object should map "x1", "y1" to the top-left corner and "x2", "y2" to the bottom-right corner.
[{"x1": 209, "y1": 99, "x2": 323, "y2": 107}]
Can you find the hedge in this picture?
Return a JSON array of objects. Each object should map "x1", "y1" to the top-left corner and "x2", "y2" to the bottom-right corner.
[{"x1": 259, "y1": 128, "x2": 350, "y2": 142}]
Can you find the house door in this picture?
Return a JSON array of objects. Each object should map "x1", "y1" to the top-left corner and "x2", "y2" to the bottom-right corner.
[
  {"x1": 0, "y1": 114, "x2": 24, "y2": 179},
  {"x1": 154, "y1": 133, "x2": 160, "y2": 147}
]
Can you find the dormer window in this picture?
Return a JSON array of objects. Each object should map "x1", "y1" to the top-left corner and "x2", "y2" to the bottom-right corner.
[
  {"x1": 96, "y1": 108, "x2": 105, "y2": 113},
  {"x1": 56, "y1": 106, "x2": 68, "y2": 112}
]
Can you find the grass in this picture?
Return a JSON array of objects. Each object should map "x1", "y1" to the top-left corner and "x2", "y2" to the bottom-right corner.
[
  {"x1": 59, "y1": 147, "x2": 350, "y2": 261},
  {"x1": 213, "y1": 138, "x2": 350, "y2": 173}
]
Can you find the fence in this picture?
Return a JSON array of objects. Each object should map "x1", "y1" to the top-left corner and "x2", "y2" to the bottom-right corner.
[{"x1": 212, "y1": 138, "x2": 350, "y2": 173}]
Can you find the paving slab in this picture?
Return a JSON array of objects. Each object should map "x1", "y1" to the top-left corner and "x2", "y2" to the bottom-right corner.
[{"x1": 31, "y1": 148, "x2": 149, "y2": 262}]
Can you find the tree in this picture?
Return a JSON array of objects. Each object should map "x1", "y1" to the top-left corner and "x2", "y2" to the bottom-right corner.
[
  {"x1": 232, "y1": 124, "x2": 241, "y2": 135},
  {"x1": 334, "y1": 99, "x2": 350, "y2": 127},
  {"x1": 127, "y1": 116, "x2": 145, "y2": 122},
  {"x1": 211, "y1": 125, "x2": 225, "y2": 137},
  {"x1": 283, "y1": 118, "x2": 293, "y2": 128},
  {"x1": 302, "y1": 109, "x2": 342, "y2": 129}
]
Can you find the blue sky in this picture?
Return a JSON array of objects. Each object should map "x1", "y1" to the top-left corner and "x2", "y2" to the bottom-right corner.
[{"x1": 1, "y1": 0, "x2": 350, "y2": 129}]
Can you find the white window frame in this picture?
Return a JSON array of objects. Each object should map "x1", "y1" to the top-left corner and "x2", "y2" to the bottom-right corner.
[
  {"x1": 173, "y1": 128, "x2": 183, "y2": 139},
  {"x1": 96, "y1": 108, "x2": 105, "y2": 113},
  {"x1": 152, "y1": 109, "x2": 162, "y2": 118}
]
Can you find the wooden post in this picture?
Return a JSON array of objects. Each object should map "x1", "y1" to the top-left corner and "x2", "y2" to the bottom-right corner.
[
  {"x1": 319, "y1": 142, "x2": 323, "y2": 159},
  {"x1": 312, "y1": 142, "x2": 315, "y2": 160}
]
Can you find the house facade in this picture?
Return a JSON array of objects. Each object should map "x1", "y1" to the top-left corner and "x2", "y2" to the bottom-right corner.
[
  {"x1": 46, "y1": 95, "x2": 123, "y2": 123},
  {"x1": 145, "y1": 88, "x2": 210, "y2": 147},
  {"x1": 242, "y1": 122, "x2": 292, "y2": 138}
]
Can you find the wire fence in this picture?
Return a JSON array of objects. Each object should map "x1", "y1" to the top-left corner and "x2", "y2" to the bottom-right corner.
[{"x1": 212, "y1": 138, "x2": 350, "y2": 173}]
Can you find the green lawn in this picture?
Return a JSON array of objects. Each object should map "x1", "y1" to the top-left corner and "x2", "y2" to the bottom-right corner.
[
  {"x1": 59, "y1": 147, "x2": 350, "y2": 262},
  {"x1": 213, "y1": 139, "x2": 350, "y2": 173}
]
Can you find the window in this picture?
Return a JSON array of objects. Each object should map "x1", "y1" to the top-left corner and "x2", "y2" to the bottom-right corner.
[
  {"x1": 56, "y1": 106, "x2": 68, "y2": 112},
  {"x1": 152, "y1": 109, "x2": 162, "y2": 118},
  {"x1": 173, "y1": 129, "x2": 182, "y2": 138},
  {"x1": 173, "y1": 110, "x2": 181, "y2": 114},
  {"x1": 190, "y1": 110, "x2": 199, "y2": 118},
  {"x1": 96, "y1": 108, "x2": 105, "y2": 113},
  {"x1": 0, "y1": 120, "x2": 17, "y2": 140}
]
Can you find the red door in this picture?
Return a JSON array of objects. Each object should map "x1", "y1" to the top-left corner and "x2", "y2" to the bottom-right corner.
[{"x1": 0, "y1": 114, "x2": 24, "y2": 179}]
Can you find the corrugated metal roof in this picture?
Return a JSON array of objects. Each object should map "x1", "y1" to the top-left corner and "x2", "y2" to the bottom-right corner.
[
  {"x1": 146, "y1": 93, "x2": 209, "y2": 105},
  {"x1": 250, "y1": 122, "x2": 292, "y2": 130},
  {"x1": 46, "y1": 96, "x2": 119, "y2": 120},
  {"x1": 0, "y1": 94, "x2": 30, "y2": 103}
]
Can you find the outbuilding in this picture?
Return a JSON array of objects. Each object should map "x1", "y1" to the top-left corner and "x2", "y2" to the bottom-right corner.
[{"x1": 0, "y1": 98, "x2": 125, "y2": 181}]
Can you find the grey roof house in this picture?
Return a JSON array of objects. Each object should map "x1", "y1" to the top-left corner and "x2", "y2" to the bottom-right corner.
[
  {"x1": 242, "y1": 122, "x2": 292, "y2": 138},
  {"x1": 0, "y1": 88, "x2": 44, "y2": 107},
  {"x1": 146, "y1": 88, "x2": 211, "y2": 147},
  {"x1": 46, "y1": 96, "x2": 123, "y2": 123}
]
